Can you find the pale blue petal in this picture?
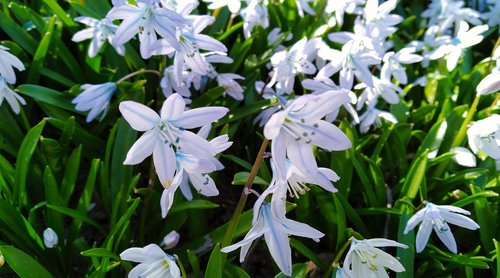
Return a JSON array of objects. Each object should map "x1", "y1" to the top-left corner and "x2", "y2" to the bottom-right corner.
[
  {"x1": 415, "y1": 219, "x2": 432, "y2": 253},
  {"x1": 124, "y1": 130, "x2": 157, "y2": 165},
  {"x1": 171, "y1": 107, "x2": 229, "y2": 129},
  {"x1": 119, "y1": 101, "x2": 160, "y2": 131}
]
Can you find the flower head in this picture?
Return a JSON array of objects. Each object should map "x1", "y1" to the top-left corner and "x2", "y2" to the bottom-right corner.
[
  {"x1": 72, "y1": 16, "x2": 125, "y2": 58},
  {"x1": 72, "y1": 82, "x2": 117, "y2": 122},
  {"x1": 120, "y1": 244, "x2": 181, "y2": 278},
  {"x1": 341, "y1": 237, "x2": 408, "y2": 277},
  {"x1": 467, "y1": 114, "x2": 500, "y2": 169},
  {"x1": 404, "y1": 202, "x2": 480, "y2": 253}
]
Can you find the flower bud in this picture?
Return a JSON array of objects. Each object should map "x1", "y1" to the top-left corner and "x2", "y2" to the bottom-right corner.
[
  {"x1": 161, "y1": 231, "x2": 180, "y2": 249},
  {"x1": 43, "y1": 228, "x2": 58, "y2": 248}
]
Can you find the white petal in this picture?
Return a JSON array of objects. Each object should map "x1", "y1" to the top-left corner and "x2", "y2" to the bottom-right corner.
[
  {"x1": 124, "y1": 130, "x2": 157, "y2": 165},
  {"x1": 440, "y1": 210, "x2": 479, "y2": 230},
  {"x1": 171, "y1": 107, "x2": 229, "y2": 129},
  {"x1": 307, "y1": 120, "x2": 352, "y2": 151},
  {"x1": 434, "y1": 223, "x2": 457, "y2": 253},
  {"x1": 161, "y1": 93, "x2": 185, "y2": 120},
  {"x1": 264, "y1": 110, "x2": 286, "y2": 140},
  {"x1": 371, "y1": 248, "x2": 406, "y2": 272},
  {"x1": 477, "y1": 71, "x2": 500, "y2": 96},
  {"x1": 415, "y1": 219, "x2": 432, "y2": 253},
  {"x1": 119, "y1": 101, "x2": 160, "y2": 131},
  {"x1": 153, "y1": 140, "x2": 176, "y2": 188},
  {"x1": 264, "y1": 222, "x2": 292, "y2": 276},
  {"x1": 286, "y1": 135, "x2": 318, "y2": 176},
  {"x1": 450, "y1": 147, "x2": 477, "y2": 167},
  {"x1": 281, "y1": 219, "x2": 324, "y2": 240}
]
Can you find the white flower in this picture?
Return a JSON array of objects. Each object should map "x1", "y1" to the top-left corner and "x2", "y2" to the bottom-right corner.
[
  {"x1": 107, "y1": 2, "x2": 185, "y2": 58},
  {"x1": 293, "y1": 0, "x2": 316, "y2": 17},
  {"x1": 43, "y1": 228, "x2": 58, "y2": 248},
  {"x1": 72, "y1": 82, "x2": 117, "y2": 122},
  {"x1": 0, "y1": 46, "x2": 25, "y2": 84},
  {"x1": 358, "y1": 104, "x2": 397, "y2": 133},
  {"x1": 72, "y1": 17, "x2": 125, "y2": 58},
  {"x1": 217, "y1": 73, "x2": 245, "y2": 100},
  {"x1": 433, "y1": 22, "x2": 488, "y2": 71},
  {"x1": 341, "y1": 237, "x2": 408, "y2": 277},
  {"x1": 450, "y1": 146, "x2": 477, "y2": 167},
  {"x1": 325, "y1": 0, "x2": 365, "y2": 27},
  {"x1": 467, "y1": 114, "x2": 500, "y2": 169},
  {"x1": 264, "y1": 92, "x2": 352, "y2": 175},
  {"x1": 221, "y1": 188, "x2": 324, "y2": 276},
  {"x1": 476, "y1": 71, "x2": 500, "y2": 96},
  {"x1": 422, "y1": 0, "x2": 482, "y2": 34},
  {"x1": 161, "y1": 231, "x2": 180, "y2": 249},
  {"x1": 241, "y1": 0, "x2": 269, "y2": 38},
  {"x1": 404, "y1": 202, "x2": 480, "y2": 253},
  {"x1": 484, "y1": 1, "x2": 500, "y2": 32},
  {"x1": 119, "y1": 94, "x2": 228, "y2": 217},
  {"x1": 381, "y1": 48, "x2": 423, "y2": 84},
  {"x1": 120, "y1": 244, "x2": 181, "y2": 278},
  {"x1": 0, "y1": 76, "x2": 26, "y2": 114},
  {"x1": 267, "y1": 37, "x2": 318, "y2": 93}
]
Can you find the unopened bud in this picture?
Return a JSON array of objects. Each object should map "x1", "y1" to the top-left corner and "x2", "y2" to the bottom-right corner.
[
  {"x1": 43, "y1": 228, "x2": 58, "y2": 248},
  {"x1": 161, "y1": 231, "x2": 180, "y2": 249}
]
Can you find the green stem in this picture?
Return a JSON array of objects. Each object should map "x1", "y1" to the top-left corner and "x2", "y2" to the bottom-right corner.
[
  {"x1": 220, "y1": 138, "x2": 269, "y2": 262},
  {"x1": 322, "y1": 238, "x2": 353, "y2": 278},
  {"x1": 175, "y1": 254, "x2": 188, "y2": 278},
  {"x1": 432, "y1": 95, "x2": 480, "y2": 178},
  {"x1": 116, "y1": 69, "x2": 162, "y2": 84}
]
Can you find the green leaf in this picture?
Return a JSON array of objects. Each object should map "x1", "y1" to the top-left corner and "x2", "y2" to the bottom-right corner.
[
  {"x1": 494, "y1": 239, "x2": 500, "y2": 276},
  {"x1": 42, "y1": 0, "x2": 77, "y2": 27},
  {"x1": 290, "y1": 238, "x2": 327, "y2": 270},
  {"x1": 170, "y1": 200, "x2": 219, "y2": 214},
  {"x1": 27, "y1": 15, "x2": 56, "y2": 83},
  {"x1": 396, "y1": 206, "x2": 414, "y2": 278},
  {"x1": 399, "y1": 149, "x2": 428, "y2": 201},
  {"x1": 231, "y1": 172, "x2": 269, "y2": 186},
  {"x1": 187, "y1": 250, "x2": 200, "y2": 278},
  {"x1": 47, "y1": 204, "x2": 105, "y2": 233},
  {"x1": 0, "y1": 13, "x2": 37, "y2": 54},
  {"x1": 223, "y1": 264, "x2": 250, "y2": 278},
  {"x1": 81, "y1": 248, "x2": 120, "y2": 261},
  {"x1": 0, "y1": 245, "x2": 53, "y2": 278},
  {"x1": 274, "y1": 263, "x2": 308, "y2": 278},
  {"x1": 451, "y1": 191, "x2": 499, "y2": 208},
  {"x1": 415, "y1": 119, "x2": 447, "y2": 159},
  {"x1": 16, "y1": 85, "x2": 81, "y2": 113},
  {"x1": 14, "y1": 119, "x2": 45, "y2": 206},
  {"x1": 205, "y1": 243, "x2": 222, "y2": 278}
]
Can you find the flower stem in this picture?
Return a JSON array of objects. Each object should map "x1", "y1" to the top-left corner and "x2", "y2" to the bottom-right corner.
[
  {"x1": 322, "y1": 238, "x2": 353, "y2": 278},
  {"x1": 116, "y1": 69, "x2": 162, "y2": 84},
  {"x1": 175, "y1": 254, "x2": 188, "y2": 278},
  {"x1": 220, "y1": 138, "x2": 269, "y2": 263},
  {"x1": 432, "y1": 95, "x2": 480, "y2": 178}
]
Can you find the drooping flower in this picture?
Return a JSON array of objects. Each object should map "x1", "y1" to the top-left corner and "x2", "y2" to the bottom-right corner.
[
  {"x1": 264, "y1": 91, "x2": 352, "y2": 175},
  {"x1": 72, "y1": 16, "x2": 125, "y2": 58},
  {"x1": 43, "y1": 228, "x2": 58, "y2": 249},
  {"x1": 340, "y1": 237, "x2": 408, "y2": 277},
  {"x1": 381, "y1": 48, "x2": 423, "y2": 84},
  {"x1": 476, "y1": 71, "x2": 500, "y2": 96},
  {"x1": 358, "y1": 103, "x2": 398, "y2": 133},
  {"x1": 72, "y1": 82, "x2": 117, "y2": 122},
  {"x1": 467, "y1": 114, "x2": 500, "y2": 169},
  {"x1": 404, "y1": 202, "x2": 480, "y2": 253},
  {"x1": 0, "y1": 46, "x2": 25, "y2": 84},
  {"x1": 0, "y1": 76, "x2": 26, "y2": 114},
  {"x1": 221, "y1": 187, "x2": 324, "y2": 276},
  {"x1": 120, "y1": 244, "x2": 181, "y2": 278}
]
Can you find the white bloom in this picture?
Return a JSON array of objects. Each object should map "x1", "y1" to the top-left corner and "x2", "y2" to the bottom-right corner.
[
  {"x1": 381, "y1": 48, "x2": 423, "y2": 84},
  {"x1": 0, "y1": 46, "x2": 25, "y2": 84},
  {"x1": 433, "y1": 22, "x2": 488, "y2": 71},
  {"x1": 293, "y1": 0, "x2": 316, "y2": 17},
  {"x1": 120, "y1": 244, "x2": 181, "y2": 278},
  {"x1": 404, "y1": 202, "x2": 479, "y2": 253},
  {"x1": 356, "y1": 75, "x2": 404, "y2": 109},
  {"x1": 0, "y1": 77, "x2": 26, "y2": 114},
  {"x1": 467, "y1": 114, "x2": 500, "y2": 169},
  {"x1": 264, "y1": 92, "x2": 352, "y2": 175},
  {"x1": 476, "y1": 71, "x2": 500, "y2": 95},
  {"x1": 267, "y1": 37, "x2": 318, "y2": 93},
  {"x1": 358, "y1": 104, "x2": 397, "y2": 133},
  {"x1": 43, "y1": 228, "x2": 58, "y2": 248},
  {"x1": 422, "y1": 0, "x2": 482, "y2": 34},
  {"x1": 484, "y1": 1, "x2": 500, "y2": 32},
  {"x1": 72, "y1": 17, "x2": 125, "y2": 58},
  {"x1": 221, "y1": 188, "x2": 324, "y2": 276},
  {"x1": 450, "y1": 147, "x2": 477, "y2": 167},
  {"x1": 325, "y1": 0, "x2": 365, "y2": 27},
  {"x1": 362, "y1": 0, "x2": 403, "y2": 39},
  {"x1": 107, "y1": 2, "x2": 185, "y2": 58},
  {"x1": 217, "y1": 73, "x2": 244, "y2": 100},
  {"x1": 267, "y1": 28, "x2": 292, "y2": 45},
  {"x1": 72, "y1": 82, "x2": 117, "y2": 122},
  {"x1": 241, "y1": 0, "x2": 269, "y2": 38},
  {"x1": 120, "y1": 95, "x2": 228, "y2": 217},
  {"x1": 161, "y1": 231, "x2": 180, "y2": 249},
  {"x1": 341, "y1": 237, "x2": 408, "y2": 277}
]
